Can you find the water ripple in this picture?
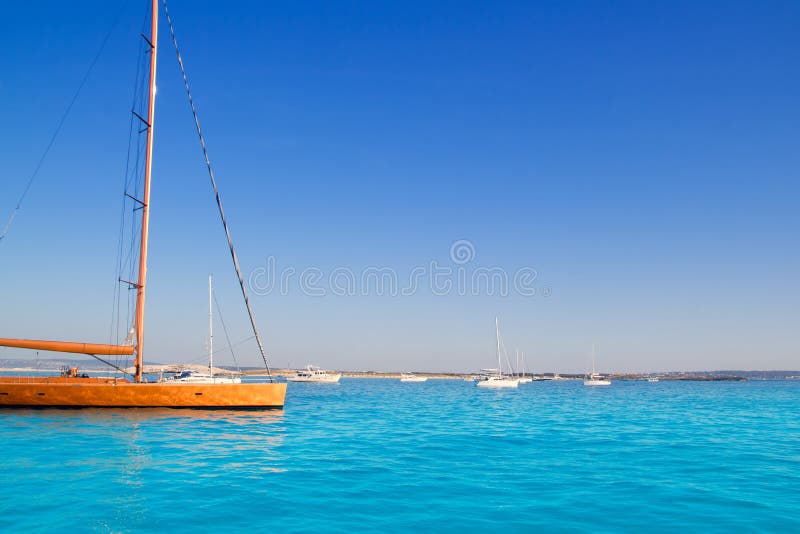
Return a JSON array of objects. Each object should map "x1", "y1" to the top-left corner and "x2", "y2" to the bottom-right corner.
[{"x1": 0, "y1": 380, "x2": 798, "y2": 531}]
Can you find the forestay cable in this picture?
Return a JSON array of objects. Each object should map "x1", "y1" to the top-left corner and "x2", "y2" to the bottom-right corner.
[{"x1": 163, "y1": 0, "x2": 273, "y2": 380}]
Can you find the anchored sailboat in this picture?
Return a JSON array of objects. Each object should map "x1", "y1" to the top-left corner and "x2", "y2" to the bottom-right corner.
[
  {"x1": 517, "y1": 350, "x2": 532, "y2": 384},
  {"x1": 583, "y1": 344, "x2": 611, "y2": 387},
  {"x1": 164, "y1": 276, "x2": 242, "y2": 384},
  {"x1": 477, "y1": 318, "x2": 519, "y2": 388},
  {"x1": 0, "y1": 0, "x2": 285, "y2": 408}
]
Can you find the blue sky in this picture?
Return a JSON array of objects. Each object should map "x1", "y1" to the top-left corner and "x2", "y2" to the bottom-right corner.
[{"x1": 1, "y1": 0, "x2": 798, "y2": 372}]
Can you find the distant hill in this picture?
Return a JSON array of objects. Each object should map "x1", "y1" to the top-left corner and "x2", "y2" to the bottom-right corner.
[{"x1": 0, "y1": 358, "x2": 156, "y2": 371}]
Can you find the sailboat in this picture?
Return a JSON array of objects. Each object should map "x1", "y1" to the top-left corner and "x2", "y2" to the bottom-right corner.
[
  {"x1": 477, "y1": 318, "x2": 519, "y2": 388},
  {"x1": 517, "y1": 349, "x2": 532, "y2": 384},
  {"x1": 583, "y1": 344, "x2": 611, "y2": 386},
  {"x1": 0, "y1": 0, "x2": 285, "y2": 408},
  {"x1": 164, "y1": 276, "x2": 241, "y2": 384}
]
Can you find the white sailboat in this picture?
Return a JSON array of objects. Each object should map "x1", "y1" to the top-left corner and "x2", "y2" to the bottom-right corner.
[
  {"x1": 400, "y1": 373, "x2": 428, "y2": 382},
  {"x1": 517, "y1": 349, "x2": 532, "y2": 384},
  {"x1": 583, "y1": 344, "x2": 611, "y2": 386},
  {"x1": 477, "y1": 318, "x2": 519, "y2": 388},
  {"x1": 287, "y1": 365, "x2": 342, "y2": 383},
  {"x1": 166, "y1": 276, "x2": 241, "y2": 384}
]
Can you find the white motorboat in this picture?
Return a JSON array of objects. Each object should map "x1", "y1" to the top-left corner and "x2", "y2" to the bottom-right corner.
[
  {"x1": 400, "y1": 373, "x2": 428, "y2": 382},
  {"x1": 476, "y1": 319, "x2": 519, "y2": 389},
  {"x1": 583, "y1": 344, "x2": 611, "y2": 386},
  {"x1": 287, "y1": 365, "x2": 341, "y2": 383},
  {"x1": 647, "y1": 376, "x2": 660, "y2": 382}
]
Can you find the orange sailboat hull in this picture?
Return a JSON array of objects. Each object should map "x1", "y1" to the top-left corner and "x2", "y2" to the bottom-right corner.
[{"x1": 0, "y1": 378, "x2": 286, "y2": 408}]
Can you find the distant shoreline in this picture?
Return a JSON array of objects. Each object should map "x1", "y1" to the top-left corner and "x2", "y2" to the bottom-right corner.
[
  {"x1": 0, "y1": 367, "x2": 758, "y2": 381},
  {"x1": 4, "y1": 362, "x2": 800, "y2": 381}
]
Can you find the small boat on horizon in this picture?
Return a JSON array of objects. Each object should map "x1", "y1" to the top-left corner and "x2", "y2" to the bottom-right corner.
[
  {"x1": 400, "y1": 373, "x2": 428, "y2": 382},
  {"x1": 516, "y1": 349, "x2": 532, "y2": 384},
  {"x1": 584, "y1": 344, "x2": 611, "y2": 386},
  {"x1": 164, "y1": 276, "x2": 242, "y2": 385},
  {"x1": 165, "y1": 369, "x2": 241, "y2": 384},
  {"x1": 287, "y1": 365, "x2": 342, "y2": 383},
  {"x1": 476, "y1": 319, "x2": 519, "y2": 389}
]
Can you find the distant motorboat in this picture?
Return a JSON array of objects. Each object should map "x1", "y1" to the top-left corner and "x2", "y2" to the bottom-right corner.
[
  {"x1": 583, "y1": 344, "x2": 611, "y2": 386},
  {"x1": 476, "y1": 319, "x2": 519, "y2": 389},
  {"x1": 287, "y1": 365, "x2": 341, "y2": 383},
  {"x1": 536, "y1": 373, "x2": 566, "y2": 381},
  {"x1": 647, "y1": 376, "x2": 660, "y2": 382},
  {"x1": 400, "y1": 373, "x2": 428, "y2": 382}
]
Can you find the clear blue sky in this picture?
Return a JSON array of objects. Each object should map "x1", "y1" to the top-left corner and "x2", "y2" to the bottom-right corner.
[{"x1": 1, "y1": 0, "x2": 798, "y2": 372}]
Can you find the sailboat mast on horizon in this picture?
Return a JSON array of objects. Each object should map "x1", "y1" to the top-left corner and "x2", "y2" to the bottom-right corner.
[
  {"x1": 584, "y1": 343, "x2": 611, "y2": 387},
  {"x1": 476, "y1": 318, "x2": 519, "y2": 388}
]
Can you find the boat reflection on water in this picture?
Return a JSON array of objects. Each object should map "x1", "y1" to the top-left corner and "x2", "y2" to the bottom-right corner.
[{"x1": 4, "y1": 407, "x2": 286, "y2": 425}]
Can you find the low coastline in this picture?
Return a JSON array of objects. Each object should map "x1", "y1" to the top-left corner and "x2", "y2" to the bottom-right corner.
[{"x1": 1, "y1": 362, "x2": 780, "y2": 381}]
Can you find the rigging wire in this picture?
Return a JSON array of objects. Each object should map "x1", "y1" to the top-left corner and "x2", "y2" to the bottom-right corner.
[
  {"x1": 170, "y1": 336, "x2": 255, "y2": 368},
  {"x1": 109, "y1": 5, "x2": 151, "y2": 368},
  {"x1": 0, "y1": 0, "x2": 130, "y2": 245},
  {"x1": 213, "y1": 292, "x2": 242, "y2": 373},
  {"x1": 163, "y1": 0, "x2": 273, "y2": 381},
  {"x1": 87, "y1": 354, "x2": 133, "y2": 377}
]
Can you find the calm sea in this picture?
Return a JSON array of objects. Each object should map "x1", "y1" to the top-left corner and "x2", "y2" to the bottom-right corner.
[{"x1": 1, "y1": 378, "x2": 798, "y2": 532}]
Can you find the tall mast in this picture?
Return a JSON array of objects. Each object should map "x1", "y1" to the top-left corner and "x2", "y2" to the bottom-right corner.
[
  {"x1": 208, "y1": 275, "x2": 214, "y2": 377},
  {"x1": 495, "y1": 317, "x2": 501, "y2": 377},
  {"x1": 133, "y1": 0, "x2": 159, "y2": 383},
  {"x1": 591, "y1": 343, "x2": 596, "y2": 376}
]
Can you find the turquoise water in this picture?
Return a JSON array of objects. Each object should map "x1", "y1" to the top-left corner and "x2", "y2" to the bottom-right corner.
[{"x1": 1, "y1": 379, "x2": 798, "y2": 532}]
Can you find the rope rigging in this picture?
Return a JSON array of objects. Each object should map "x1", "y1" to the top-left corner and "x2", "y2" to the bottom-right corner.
[
  {"x1": 214, "y1": 291, "x2": 243, "y2": 373},
  {"x1": 109, "y1": 3, "x2": 152, "y2": 372},
  {"x1": 0, "y1": 0, "x2": 129, "y2": 245},
  {"x1": 163, "y1": 0, "x2": 273, "y2": 381}
]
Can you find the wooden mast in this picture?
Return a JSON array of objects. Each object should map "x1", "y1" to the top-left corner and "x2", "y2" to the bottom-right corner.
[{"x1": 133, "y1": 0, "x2": 159, "y2": 383}]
